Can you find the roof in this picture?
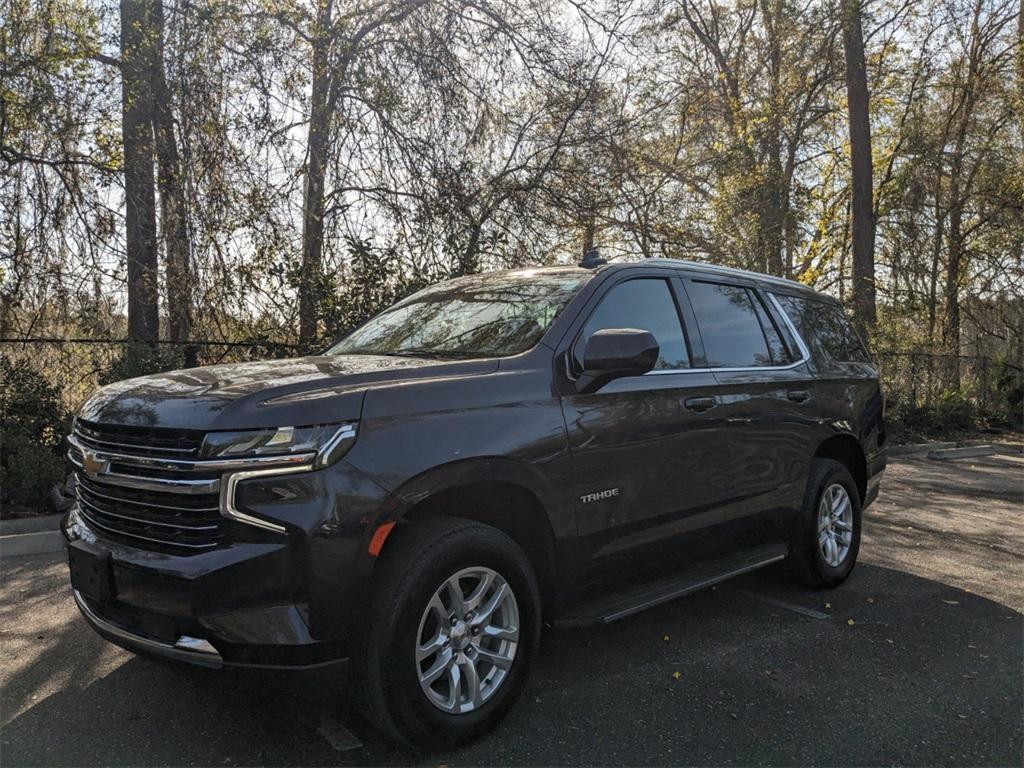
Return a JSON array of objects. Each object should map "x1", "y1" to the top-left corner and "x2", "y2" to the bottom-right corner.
[
  {"x1": 492, "y1": 259, "x2": 834, "y2": 302},
  {"x1": 596, "y1": 258, "x2": 832, "y2": 301}
]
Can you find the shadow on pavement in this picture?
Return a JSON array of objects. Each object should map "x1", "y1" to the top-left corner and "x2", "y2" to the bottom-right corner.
[{"x1": 2, "y1": 558, "x2": 1020, "y2": 767}]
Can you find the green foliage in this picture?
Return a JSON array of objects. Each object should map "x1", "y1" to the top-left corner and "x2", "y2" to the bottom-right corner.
[
  {"x1": 0, "y1": 358, "x2": 69, "y2": 515},
  {"x1": 98, "y1": 342, "x2": 187, "y2": 386},
  {"x1": 289, "y1": 237, "x2": 427, "y2": 349}
]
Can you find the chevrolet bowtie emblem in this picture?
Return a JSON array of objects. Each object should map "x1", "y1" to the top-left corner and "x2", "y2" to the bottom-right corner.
[{"x1": 81, "y1": 449, "x2": 109, "y2": 478}]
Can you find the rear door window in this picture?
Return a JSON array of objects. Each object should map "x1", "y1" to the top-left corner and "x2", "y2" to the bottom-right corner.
[
  {"x1": 686, "y1": 281, "x2": 787, "y2": 368},
  {"x1": 579, "y1": 278, "x2": 691, "y2": 371}
]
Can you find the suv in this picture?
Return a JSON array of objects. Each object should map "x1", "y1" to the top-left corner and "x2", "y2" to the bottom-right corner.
[{"x1": 63, "y1": 259, "x2": 886, "y2": 749}]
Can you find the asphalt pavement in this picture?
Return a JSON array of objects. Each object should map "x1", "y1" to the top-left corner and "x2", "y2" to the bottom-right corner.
[{"x1": 1, "y1": 453, "x2": 1021, "y2": 766}]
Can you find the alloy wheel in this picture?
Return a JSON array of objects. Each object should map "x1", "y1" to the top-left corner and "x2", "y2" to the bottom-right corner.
[
  {"x1": 817, "y1": 483, "x2": 854, "y2": 567},
  {"x1": 415, "y1": 566, "x2": 519, "y2": 714}
]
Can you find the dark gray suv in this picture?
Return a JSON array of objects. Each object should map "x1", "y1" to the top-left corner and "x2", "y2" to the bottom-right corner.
[{"x1": 64, "y1": 258, "x2": 886, "y2": 748}]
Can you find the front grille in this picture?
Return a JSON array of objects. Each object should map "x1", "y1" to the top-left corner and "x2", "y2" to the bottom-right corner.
[
  {"x1": 75, "y1": 419, "x2": 205, "y2": 457},
  {"x1": 69, "y1": 421, "x2": 224, "y2": 553}
]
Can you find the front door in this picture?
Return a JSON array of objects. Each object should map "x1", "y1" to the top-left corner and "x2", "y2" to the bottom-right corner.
[{"x1": 558, "y1": 274, "x2": 721, "y2": 583}]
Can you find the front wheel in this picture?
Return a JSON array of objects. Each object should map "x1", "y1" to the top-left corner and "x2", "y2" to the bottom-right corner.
[
  {"x1": 788, "y1": 458, "x2": 862, "y2": 588},
  {"x1": 352, "y1": 518, "x2": 540, "y2": 750}
]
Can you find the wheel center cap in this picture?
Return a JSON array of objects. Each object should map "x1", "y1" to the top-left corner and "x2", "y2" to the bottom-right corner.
[{"x1": 451, "y1": 620, "x2": 470, "y2": 649}]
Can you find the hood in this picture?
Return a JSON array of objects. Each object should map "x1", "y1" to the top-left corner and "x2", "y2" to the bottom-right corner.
[{"x1": 79, "y1": 354, "x2": 499, "y2": 431}]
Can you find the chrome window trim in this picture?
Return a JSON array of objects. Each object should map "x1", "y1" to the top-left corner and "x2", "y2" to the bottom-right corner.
[
  {"x1": 567, "y1": 277, "x2": 813, "y2": 379},
  {"x1": 219, "y1": 464, "x2": 313, "y2": 535},
  {"x1": 767, "y1": 292, "x2": 812, "y2": 361},
  {"x1": 643, "y1": 289, "x2": 812, "y2": 375},
  {"x1": 644, "y1": 359, "x2": 805, "y2": 375}
]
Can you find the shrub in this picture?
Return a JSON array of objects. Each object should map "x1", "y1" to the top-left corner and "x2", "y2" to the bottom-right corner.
[
  {"x1": 0, "y1": 358, "x2": 69, "y2": 516},
  {"x1": 98, "y1": 342, "x2": 183, "y2": 386}
]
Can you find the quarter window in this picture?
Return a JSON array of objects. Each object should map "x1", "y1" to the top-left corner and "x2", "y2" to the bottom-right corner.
[
  {"x1": 580, "y1": 279, "x2": 690, "y2": 371},
  {"x1": 774, "y1": 294, "x2": 869, "y2": 364},
  {"x1": 686, "y1": 281, "x2": 781, "y2": 368}
]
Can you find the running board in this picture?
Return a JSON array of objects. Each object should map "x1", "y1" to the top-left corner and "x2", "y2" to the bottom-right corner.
[{"x1": 554, "y1": 543, "x2": 789, "y2": 627}]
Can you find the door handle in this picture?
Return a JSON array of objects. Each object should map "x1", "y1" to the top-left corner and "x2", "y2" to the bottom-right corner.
[
  {"x1": 787, "y1": 389, "x2": 812, "y2": 403},
  {"x1": 683, "y1": 396, "x2": 717, "y2": 412}
]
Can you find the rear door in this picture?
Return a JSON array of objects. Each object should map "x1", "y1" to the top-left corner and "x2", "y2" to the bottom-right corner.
[
  {"x1": 770, "y1": 292, "x2": 886, "y2": 473},
  {"x1": 680, "y1": 277, "x2": 818, "y2": 541}
]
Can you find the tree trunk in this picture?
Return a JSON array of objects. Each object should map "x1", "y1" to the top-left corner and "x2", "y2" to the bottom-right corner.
[
  {"x1": 150, "y1": 0, "x2": 194, "y2": 365},
  {"x1": 121, "y1": 0, "x2": 159, "y2": 346},
  {"x1": 1017, "y1": 4, "x2": 1023, "y2": 138},
  {"x1": 581, "y1": 218, "x2": 596, "y2": 260},
  {"x1": 941, "y1": 0, "x2": 985, "y2": 390},
  {"x1": 299, "y1": 0, "x2": 334, "y2": 348},
  {"x1": 926, "y1": 181, "x2": 944, "y2": 347},
  {"x1": 757, "y1": 0, "x2": 785, "y2": 277},
  {"x1": 842, "y1": 0, "x2": 876, "y2": 334},
  {"x1": 942, "y1": 137, "x2": 968, "y2": 389}
]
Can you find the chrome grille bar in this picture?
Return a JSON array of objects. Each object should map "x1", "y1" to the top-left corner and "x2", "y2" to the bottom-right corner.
[
  {"x1": 68, "y1": 450, "x2": 222, "y2": 495},
  {"x1": 68, "y1": 420, "x2": 325, "y2": 553},
  {"x1": 76, "y1": 506, "x2": 221, "y2": 550},
  {"x1": 76, "y1": 478, "x2": 219, "y2": 513},
  {"x1": 68, "y1": 434, "x2": 315, "y2": 474},
  {"x1": 77, "y1": 495, "x2": 219, "y2": 532}
]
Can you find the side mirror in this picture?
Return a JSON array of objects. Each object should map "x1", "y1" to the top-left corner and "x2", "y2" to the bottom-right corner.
[{"x1": 575, "y1": 328, "x2": 659, "y2": 394}]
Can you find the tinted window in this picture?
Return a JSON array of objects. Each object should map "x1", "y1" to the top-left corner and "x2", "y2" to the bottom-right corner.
[
  {"x1": 751, "y1": 293, "x2": 793, "y2": 364},
  {"x1": 774, "y1": 294, "x2": 869, "y2": 364},
  {"x1": 329, "y1": 270, "x2": 589, "y2": 359},
  {"x1": 581, "y1": 279, "x2": 690, "y2": 370},
  {"x1": 686, "y1": 281, "x2": 776, "y2": 368}
]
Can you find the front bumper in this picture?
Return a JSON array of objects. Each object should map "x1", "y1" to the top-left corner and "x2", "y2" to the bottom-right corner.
[
  {"x1": 73, "y1": 588, "x2": 224, "y2": 668},
  {"x1": 864, "y1": 446, "x2": 887, "y2": 509},
  {"x1": 62, "y1": 460, "x2": 394, "y2": 668}
]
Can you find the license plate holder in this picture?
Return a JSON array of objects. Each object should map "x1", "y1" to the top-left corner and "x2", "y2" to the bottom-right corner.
[{"x1": 68, "y1": 539, "x2": 116, "y2": 602}]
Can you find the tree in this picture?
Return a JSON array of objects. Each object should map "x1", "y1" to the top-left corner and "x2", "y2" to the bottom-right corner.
[
  {"x1": 151, "y1": 0, "x2": 193, "y2": 362},
  {"x1": 841, "y1": 0, "x2": 876, "y2": 334},
  {"x1": 121, "y1": 0, "x2": 160, "y2": 348},
  {"x1": 297, "y1": 0, "x2": 430, "y2": 347},
  {"x1": 939, "y1": 0, "x2": 1019, "y2": 385}
]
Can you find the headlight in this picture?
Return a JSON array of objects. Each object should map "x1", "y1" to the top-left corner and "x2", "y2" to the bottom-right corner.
[{"x1": 200, "y1": 423, "x2": 357, "y2": 468}]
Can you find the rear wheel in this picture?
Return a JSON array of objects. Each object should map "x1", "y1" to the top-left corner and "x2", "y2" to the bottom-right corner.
[
  {"x1": 352, "y1": 517, "x2": 540, "y2": 750},
  {"x1": 789, "y1": 458, "x2": 862, "y2": 588}
]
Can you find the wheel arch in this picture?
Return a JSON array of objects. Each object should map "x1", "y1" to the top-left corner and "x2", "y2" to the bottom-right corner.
[
  {"x1": 372, "y1": 459, "x2": 562, "y2": 608},
  {"x1": 813, "y1": 433, "x2": 868, "y2": 504}
]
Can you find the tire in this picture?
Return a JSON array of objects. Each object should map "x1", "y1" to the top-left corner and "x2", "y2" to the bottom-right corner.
[
  {"x1": 351, "y1": 517, "x2": 541, "y2": 751},
  {"x1": 788, "y1": 458, "x2": 862, "y2": 589}
]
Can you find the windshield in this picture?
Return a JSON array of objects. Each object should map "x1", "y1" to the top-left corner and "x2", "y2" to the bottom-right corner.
[{"x1": 327, "y1": 270, "x2": 590, "y2": 359}]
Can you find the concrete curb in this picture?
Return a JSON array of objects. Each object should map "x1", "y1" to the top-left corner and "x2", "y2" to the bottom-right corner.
[
  {"x1": 0, "y1": 513, "x2": 64, "y2": 536},
  {"x1": 1, "y1": 530, "x2": 65, "y2": 557},
  {"x1": 888, "y1": 442, "x2": 956, "y2": 457},
  {"x1": 927, "y1": 445, "x2": 996, "y2": 460},
  {"x1": 992, "y1": 442, "x2": 1024, "y2": 456},
  {"x1": 0, "y1": 513, "x2": 65, "y2": 557}
]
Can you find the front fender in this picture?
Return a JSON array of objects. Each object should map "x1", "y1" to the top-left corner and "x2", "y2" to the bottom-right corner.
[{"x1": 383, "y1": 456, "x2": 564, "y2": 531}]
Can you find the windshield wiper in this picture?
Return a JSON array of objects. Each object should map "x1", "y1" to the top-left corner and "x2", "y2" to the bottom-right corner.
[{"x1": 378, "y1": 349, "x2": 483, "y2": 360}]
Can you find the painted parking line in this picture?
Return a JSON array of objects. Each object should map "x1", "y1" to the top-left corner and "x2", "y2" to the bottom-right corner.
[
  {"x1": 728, "y1": 587, "x2": 831, "y2": 620},
  {"x1": 317, "y1": 714, "x2": 363, "y2": 752}
]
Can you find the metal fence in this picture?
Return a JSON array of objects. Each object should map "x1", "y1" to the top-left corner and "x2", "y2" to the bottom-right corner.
[
  {"x1": 2, "y1": 337, "x2": 1021, "y2": 429},
  {"x1": 872, "y1": 350, "x2": 1022, "y2": 428},
  {"x1": 0, "y1": 338, "x2": 301, "y2": 414}
]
